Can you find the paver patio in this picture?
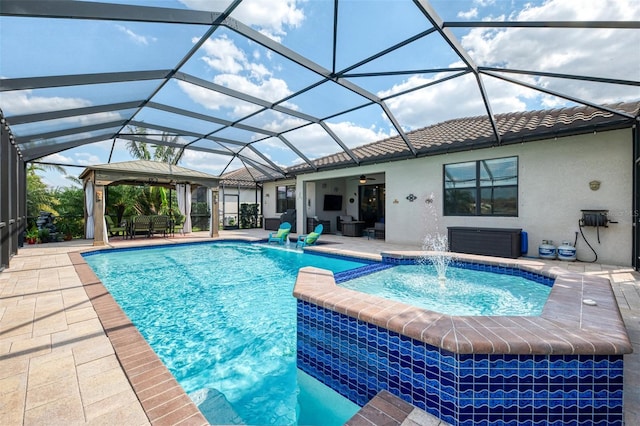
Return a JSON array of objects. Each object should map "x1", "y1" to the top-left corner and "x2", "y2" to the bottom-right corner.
[{"x1": 1, "y1": 230, "x2": 638, "y2": 425}]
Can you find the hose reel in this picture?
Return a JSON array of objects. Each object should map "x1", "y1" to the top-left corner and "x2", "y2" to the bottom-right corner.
[
  {"x1": 578, "y1": 209, "x2": 613, "y2": 262},
  {"x1": 580, "y1": 210, "x2": 609, "y2": 228}
]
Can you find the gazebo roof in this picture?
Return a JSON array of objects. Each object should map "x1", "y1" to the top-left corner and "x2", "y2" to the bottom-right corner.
[{"x1": 79, "y1": 160, "x2": 220, "y2": 188}]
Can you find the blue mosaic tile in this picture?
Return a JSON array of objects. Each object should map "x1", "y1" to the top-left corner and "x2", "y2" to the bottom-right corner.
[
  {"x1": 333, "y1": 262, "x2": 395, "y2": 283},
  {"x1": 297, "y1": 300, "x2": 625, "y2": 425}
]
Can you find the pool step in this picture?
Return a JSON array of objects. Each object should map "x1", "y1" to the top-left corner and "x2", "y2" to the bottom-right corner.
[{"x1": 345, "y1": 390, "x2": 448, "y2": 426}]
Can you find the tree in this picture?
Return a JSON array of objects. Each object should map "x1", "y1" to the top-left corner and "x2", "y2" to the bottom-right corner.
[
  {"x1": 26, "y1": 166, "x2": 58, "y2": 223},
  {"x1": 122, "y1": 127, "x2": 181, "y2": 215},
  {"x1": 52, "y1": 184, "x2": 84, "y2": 238}
]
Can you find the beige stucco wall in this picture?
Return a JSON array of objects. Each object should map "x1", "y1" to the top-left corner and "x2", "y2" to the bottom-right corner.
[
  {"x1": 384, "y1": 128, "x2": 633, "y2": 266},
  {"x1": 262, "y1": 128, "x2": 633, "y2": 266}
]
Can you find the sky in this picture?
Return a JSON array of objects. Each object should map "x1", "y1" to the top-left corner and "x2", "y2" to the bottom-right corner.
[{"x1": 1, "y1": 0, "x2": 639, "y2": 188}]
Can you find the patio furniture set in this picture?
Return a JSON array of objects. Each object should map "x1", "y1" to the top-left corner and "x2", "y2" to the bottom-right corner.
[{"x1": 106, "y1": 215, "x2": 184, "y2": 239}]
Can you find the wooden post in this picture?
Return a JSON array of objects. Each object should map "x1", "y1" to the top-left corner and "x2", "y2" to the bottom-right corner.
[
  {"x1": 210, "y1": 189, "x2": 219, "y2": 237},
  {"x1": 93, "y1": 184, "x2": 106, "y2": 246}
]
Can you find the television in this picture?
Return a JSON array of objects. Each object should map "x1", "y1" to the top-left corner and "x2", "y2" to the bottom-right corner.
[{"x1": 323, "y1": 194, "x2": 343, "y2": 211}]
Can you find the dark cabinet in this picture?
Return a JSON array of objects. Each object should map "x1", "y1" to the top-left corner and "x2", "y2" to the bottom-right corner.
[
  {"x1": 447, "y1": 227, "x2": 522, "y2": 259},
  {"x1": 307, "y1": 218, "x2": 330, "y2": 234}
]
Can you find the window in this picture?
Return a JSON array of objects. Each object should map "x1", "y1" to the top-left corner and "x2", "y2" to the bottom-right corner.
[
  {"x1": 444, "y1": 156, "x2": 518, "y2": 216},
  {"x1": 276, "y1": 185, "x2": 296, "y2": 213}
]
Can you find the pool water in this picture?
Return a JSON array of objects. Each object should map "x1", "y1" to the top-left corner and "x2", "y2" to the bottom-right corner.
[
  {"x1": 84, "y1": 242, "x2": 365, "y2": 425},
  {"x1": 340, "y1": 263, "x2": 552, "y2": 316}
]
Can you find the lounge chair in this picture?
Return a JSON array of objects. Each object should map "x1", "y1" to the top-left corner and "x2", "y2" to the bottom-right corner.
[
  {"x1": 105, "y1": 215, "x2": 127, "y2": 238},
  {"x1": 296, "y1": 224, "x2": 323, "y2": 248},
  {"x1": 131, "y1": 215, "x2": 152, "y2": 238},
  {"x1": 267, "y1": 222, "x2": 291, "y2": 244},
  {"x1": 150, "y1": 215, "x2": 169, "y2": 237}
]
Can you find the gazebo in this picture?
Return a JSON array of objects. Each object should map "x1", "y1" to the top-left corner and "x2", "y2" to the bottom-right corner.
[{"x1": 79, "y1": 160, "x2": 220, "y2": 245}]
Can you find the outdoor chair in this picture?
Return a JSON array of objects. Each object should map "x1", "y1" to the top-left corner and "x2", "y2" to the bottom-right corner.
[
  {"x1": 131, "y1": 215, "x2": 152, "y2": 238},
  {"x1": 150, "y1": 215, "x2": 169, "y2": 237},
  {"x1": 267, "y1": 222, "x2": 292, "y2": 244},
  {"x1": 172, "y1": 216, "x2": 185, "y2": 236},
  {"x1": 105, "y1": 215, "x2": 127, "y2": 238},
  {"x1": 296, "y1": 224, "x2": 323, "y2": 248}
]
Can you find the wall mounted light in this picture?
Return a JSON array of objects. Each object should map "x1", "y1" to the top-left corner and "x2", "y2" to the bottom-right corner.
[{"x1": 406, "y1": 194, "x2": 417, "y2": 202}]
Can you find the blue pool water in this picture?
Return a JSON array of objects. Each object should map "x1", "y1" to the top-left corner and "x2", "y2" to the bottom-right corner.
[
  {"x1": 340, "y1": 263, "x2": 552, "y2": 316},
  {"x1": 84, "y1": 242, "x2": 365, "y2": 425}
]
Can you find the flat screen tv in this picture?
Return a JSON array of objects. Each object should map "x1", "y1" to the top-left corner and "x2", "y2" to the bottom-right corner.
[{"x1": 323, "y1": 194, "x2": 343, "y2": 211}]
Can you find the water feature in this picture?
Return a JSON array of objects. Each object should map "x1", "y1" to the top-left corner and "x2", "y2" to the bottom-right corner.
[{"x1": 420, "y1": 194, "x2": 453, "y2": 283}]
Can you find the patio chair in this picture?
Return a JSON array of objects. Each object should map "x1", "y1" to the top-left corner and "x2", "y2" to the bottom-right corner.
[
  {"x1": 296, "y1": 224, "x2": 323, "y2": 248},
  {"x1": 105, "y1": 215, "x2": 127, "y2": 238},
  {"x1": 150, "y1": 215, "x2": 169, "y2": 237},
  {"x1": 267, "y1": 222, "x2": 292, "y2": 244},
  {"x1": 172, "y1": 215, "x2": 185, "y2": 236},
  {"x1": 131, "y1": 215, "x2": 152, "y2": 238}
]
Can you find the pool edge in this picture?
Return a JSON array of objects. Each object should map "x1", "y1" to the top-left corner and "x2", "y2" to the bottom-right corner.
[{"x1": 69, "y1": 251, "x2": 210, "y2": 426}]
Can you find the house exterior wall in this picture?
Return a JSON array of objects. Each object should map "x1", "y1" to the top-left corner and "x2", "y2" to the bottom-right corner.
[
  {"x1": 262, "y1": 179, "x2": 296, "y2": 219},
  {"x1": 263, "y1": 128, "x2": 633, "y2": 265},
  {"x1": 385, "y1": 128, "x2": 633, "y2": 266}
]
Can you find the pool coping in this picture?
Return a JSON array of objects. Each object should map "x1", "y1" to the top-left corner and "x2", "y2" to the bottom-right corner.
[
  {"x1": 293, "y1": 251, "x2": 633, "y2": 355},
  {"x1": 68, "y1": 251, "x2": 209, "y2": 425}
]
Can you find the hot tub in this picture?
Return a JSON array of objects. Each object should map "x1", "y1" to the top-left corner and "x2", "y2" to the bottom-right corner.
[{"x1": 293, "y1": 252, "x2": 631, "y2": 426}]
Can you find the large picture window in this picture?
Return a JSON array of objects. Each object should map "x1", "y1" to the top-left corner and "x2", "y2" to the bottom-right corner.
[
  {"x1": 444, "y1": 156, "x2": 518, "y2": 216},
  {"x1": 276, "y1": 185, "x2": 296, "y2": 213}
]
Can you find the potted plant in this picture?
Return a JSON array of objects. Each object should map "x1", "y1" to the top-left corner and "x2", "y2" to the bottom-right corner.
[
  {"x1": 56, "y1": 218, "x2": 74, "y2": 241},
  {"x1": 26, "y1": 227, "x2": 38, "y2": 244},
  {"x1": 38, "y1": 228, "x2": 50, "y2": 244}
]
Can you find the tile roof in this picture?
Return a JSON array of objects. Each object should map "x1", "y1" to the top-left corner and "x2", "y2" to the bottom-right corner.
[
  {"x1": 220, "y1": 166, "x2": 269, "y2": 187},
  {"x1": 286, "y1": 101, "x2": 640, "y2": 175}
]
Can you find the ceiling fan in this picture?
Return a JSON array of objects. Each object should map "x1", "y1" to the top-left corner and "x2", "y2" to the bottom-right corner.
[{"x1": 351, "y1": 174, "x2": 376, "y2": 184}]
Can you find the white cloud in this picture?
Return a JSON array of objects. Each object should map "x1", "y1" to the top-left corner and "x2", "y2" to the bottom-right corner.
[
  {"x1": 378, "y1": 0, "x2": 640, "y2": 128},
  {"x1": 74, "y1": 152, "x2": 102, "y2": 165},
  {"x1": 181, "y1": 149, "x2": 229, "y2": 174},
  {"x1": 177, "y1": 33, "x2": 294, "y2": 117},
  {"x1": 473, "y1": 0, "x2": 495, "y2": 6},
  {"x1": 0, "y1": 90, "x2": 90, "y2": 115},
  {"x1": 379, "y1": 72, "x2": 532, "y2": 129},
  {"x1": 327, "y1": 121, "x2": 393, "y2": 149},
  {"x1": 179, "y1": 0, "x2": 305, "y2": 41},
  {"x1": 457, "y1": 8, "x2": 478, "y2": 19},
  {"x1": 116, "y1": 24, "x2": 157, "y2": 45},
  {"x1": 41, "y1": 152, "x2": 73, "y2": 164},
  {"x1": 459, "y1": 0, "x2": 640, "y2": 102},
  {"x1": 198, "y1": 35, "x2": 248, "y2": 74}
]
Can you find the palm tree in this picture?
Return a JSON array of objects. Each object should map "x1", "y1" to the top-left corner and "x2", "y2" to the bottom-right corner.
[{"x1": 124, "y1": 127, "x2": 181, "y2": 215}]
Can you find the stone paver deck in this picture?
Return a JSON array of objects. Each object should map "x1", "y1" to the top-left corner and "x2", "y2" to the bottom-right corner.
[{"x1": 1, "y1": 230, "x2": 639, "y2": 425}]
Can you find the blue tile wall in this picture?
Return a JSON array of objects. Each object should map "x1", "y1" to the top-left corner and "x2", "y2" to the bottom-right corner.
[
  {"x1": 297, "y1": 300, "x2": 624, "y2": 426},
  {"x1": 333, "y1": 263, "x2": 395, "y2": 283}
]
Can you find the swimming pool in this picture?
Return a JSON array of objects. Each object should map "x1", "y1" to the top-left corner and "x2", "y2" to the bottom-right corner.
[
  {"x1": 339, "y1": 263, "x2": 552, "y2": 316},
  {"x1": 84, "y1": 242, "x2": 366, "y2": 425}
]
